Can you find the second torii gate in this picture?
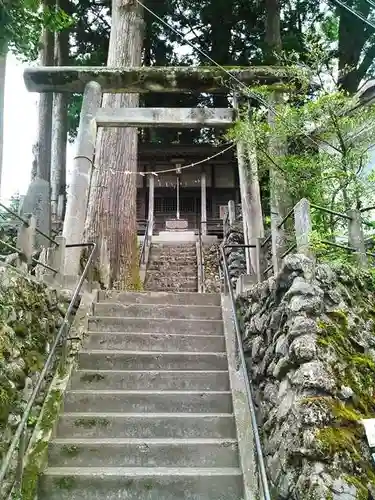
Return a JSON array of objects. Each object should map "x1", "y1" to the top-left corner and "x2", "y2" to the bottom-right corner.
[{"x1": 23, "y1": 65, "x2": 308, "y2": 276}]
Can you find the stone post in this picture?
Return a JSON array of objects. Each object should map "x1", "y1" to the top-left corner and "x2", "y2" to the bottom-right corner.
[
  {"x1": 294, "y1": 198, "x2": 313, "y2": 259},
  {"x1": 201, "y1": 170, "x2": 207, "y2": 235},
  {"x1": 228, "y1": 200, "x2": 236, "y2": 225},
  {"x1": 148, "y1": 174, "x2": 154, "y2": 237},
  {"x1": 17, "y1": 214, "x2": 36, "y2": 266},
  {"x1": 233, "y1": 95, "x2": 264, "y2": 276},
  {"x1": 255, "y1": 238, "x2": 267, "y2": 283},
  {"x1": 50, "y1": 235, "x2": 66, "y2": 276},
  {"x1": 63, "y1": 81, "x2": 102, "y2": 275},
  {"x1": 348, "y1": 209, "x2": 367, "y2": 267}
]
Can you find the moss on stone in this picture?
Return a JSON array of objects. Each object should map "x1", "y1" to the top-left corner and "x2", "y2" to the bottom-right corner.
[
  {"x1": 74, "y1": 417, "x2": 109, "y2": 428},
  {"x1": 39, "y1": 389, "x2": 63, "y2": 432},
  {"x1": 61, "y1": 444, "x2": 80, "y2": 457},
  {"x1": 315, "y1": 295, "x2": 375, "y2": 495},
  {"x1": 20, "y1": 440, "x2": 48, "y2": 500},
  {"x1": 24, "y1": 65, "x2": 311, "y2": 93},
  {"x1": 80, "y1": 372, "x2": 105, "y2": 383},
  {"x1": 55, "y1": 476, "x2": 76, "y2": 490}
]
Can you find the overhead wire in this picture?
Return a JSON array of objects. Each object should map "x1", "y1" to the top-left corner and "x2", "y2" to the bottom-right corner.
[
  {"x1": 133, "y1": 0, "x2": 357, "y2": 156},
  {"x1": 120, "y1": 0, "x2": 373, "y2": 178},
  {"x1": 328, "y1": 0, "x2": 375, "y2": 29},
  {"x1": 363, "y1": 0, "x2": 375, "y2": 9}
]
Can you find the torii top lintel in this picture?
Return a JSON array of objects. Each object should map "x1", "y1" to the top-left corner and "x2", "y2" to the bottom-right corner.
[{"x1": 23, "y1": 65, "x2": 308, "y2": 93}]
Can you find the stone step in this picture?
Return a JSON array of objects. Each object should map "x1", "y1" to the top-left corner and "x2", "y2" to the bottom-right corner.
[
  {"x1": 78, "y1": 351, "x2": 228, "y2": 371},
  {"x1": 145, "y1": 286, "x2": 198, "y2": 293},
  {"x1": 147, "y1": 267, "x2": 197, "y2": 276},
  {"x1": 39, "y1": 467, "x2": 244, "y2": 500},
  {"x1": 48, "y1": 438, "x2": 239, "y2": 468},
  {"x1": 56, "y1": 413, "x2": 236, "y2": 439},
  {"x1": 149, "y1": 251, "x2": 197, "y2": 257},
  {"x1": 69, "y1": 370, "x2": 230, "y2": 391},
  {"x1": 83, "y1": 332, "x2": 226, "y2": 352},
  {"x1": 97, "y1": 291, "x2": 221, "y2": 306},
  {"x1": 93, "y1": 303, "x2": 221, "y2": 321},
  {"x1": 149, "y1": 259, "x2": 197, "y2": 265},
  {"x1": 145, "y1": 276, "x2": 198, "y2": 284},
  {"x1": 64, "y1": 390, "x2": 233, "y2": 413},
  {"x1": 88, "y1": 317, "x2": 223, "y2": 335}
]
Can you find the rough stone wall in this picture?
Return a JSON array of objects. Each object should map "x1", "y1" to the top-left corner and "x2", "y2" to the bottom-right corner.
[
  {"x1": 203, "y1": 243, "x2": 221, "y2": 293},
  {"x1": 0, "y1": 266, "x2": 76, "y2": 495},
  {"x1": 237, "y1": 254, "x2": 375, "y2": 499}
]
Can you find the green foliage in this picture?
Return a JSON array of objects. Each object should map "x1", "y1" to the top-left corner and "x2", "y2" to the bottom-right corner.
[
  {"x1": 229, "y1": 49, "x2": 375, "y2": 256},
  {"x1": 0, "y1": 0, "x2": 72, "y2": 60},
  {"x1": 0, "y1": 193, "x2": 22, "y2": 257}
]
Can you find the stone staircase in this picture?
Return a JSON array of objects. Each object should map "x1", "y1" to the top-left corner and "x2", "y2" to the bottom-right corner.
[
  {"x1": 38, "y1": 291, "x2": 246, "y2": 499},
  {"x1": 145, "y1": 243, "x2": 198, "y2": 292}
]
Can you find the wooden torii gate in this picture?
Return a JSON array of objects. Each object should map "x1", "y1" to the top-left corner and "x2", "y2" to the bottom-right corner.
[{"x1": 24, "y1": 65, "x2": 305, "y2": 276}]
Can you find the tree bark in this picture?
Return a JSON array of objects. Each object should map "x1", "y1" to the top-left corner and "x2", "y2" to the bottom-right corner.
[
  {"x1": 51, "y1": 0, "x2": 71, "y2": 224},
  {"x1": 37, "y1": 0, "x2": 55, "y2": 182},
  {"x1": 268, "y1": 91, "x2": 291, "y2": 273},
  {"x1": 0, "y1": 40, "x2": 7, "y2": 196},
  {"x1": 264, "y1": 0, "x2": 282, "y2": 64},
  {"x1": 85, "y1": 0, "x2": 144, "y2": 288},
  {"x1": 337, "y1": 1, "x2": 372, "y2": 93}
]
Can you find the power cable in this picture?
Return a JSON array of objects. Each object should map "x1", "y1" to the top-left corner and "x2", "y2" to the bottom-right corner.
[
  {"x1": 363, "y1": 0, "x2": 375, "y2": 9},
  {"x1": 328, "y1": 0, "x2": 375, "y2": 29},
  {"x1": 134, "y1": 0, "x2": 345, "y2": 155}
]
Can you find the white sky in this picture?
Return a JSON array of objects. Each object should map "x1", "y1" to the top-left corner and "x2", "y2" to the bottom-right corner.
[{"x1": 2, "y1": 53, "x2": 74, "y2": 204}]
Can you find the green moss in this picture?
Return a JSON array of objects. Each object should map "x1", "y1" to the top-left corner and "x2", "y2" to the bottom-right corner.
[
  {"x1": 315, "y1": 296, "x2": 375, "y2": 496},
  {"x1": 143, "y1": 480, "x2": 154, "y2": 490},
  {"x1": 0, "y1": 380, "x2": 16, "y2": 423},
  {"x1": 317, "y1": 427, "x2": 362, "y2": 459},
  {"x1": 80, "y1": 372, "x2": 105, "y2": 383},
  {"x1": 55, "y1": 476, "x2": 76, "y2": 490},
  {"x1": 61, "y1": 445, "x2": 80, "y2": 457},
  {"x1": 24, "y1": 350, "x2": 45, "y2": 373},
  {"x1": 317, "y1": 313, "x2": 375, "y2": 418},
  {"x1": 20, "y1": 440, "x2": 48, "y2": 500},
  {"x1": 39, "y1": 389, "x2": 63, "y2": 432},
  {"x1": 345, "y1": 476, "x2": 369, "y2": 500},
  {"x1": 74, "y1": 417, "x2": 109, "y2": 428}
]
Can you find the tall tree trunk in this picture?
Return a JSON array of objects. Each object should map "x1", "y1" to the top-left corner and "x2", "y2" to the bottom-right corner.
[
  {"x1": 264, "y1": 0, "x2": 282, "y2": 64},
  {"x1": 264, "y1": 0, "x2": 291, "y2": 271},
  {"x1": 337, "y1": 1, "x2": 371, "y2": 93},
  {"x1": 0, "y1": 40, "x2": 7, "y2": 197},
  {"x1": 51, "y1": 0, "x2": 70, "y2": 224},
  {"x1": 37, "y1": 0, "x2": 55, "y2": 182},
  {"x1": 85, "y1": 0, "x2": 144, "y2": 288}
]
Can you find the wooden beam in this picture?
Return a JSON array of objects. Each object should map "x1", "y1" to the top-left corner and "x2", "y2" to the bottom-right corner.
[
  {"x1": 23, "y1": 65, "x2": 308, "y2": 93},
  {"x1": 96, "y1": 107, "x2": 235, "y2": 128}
]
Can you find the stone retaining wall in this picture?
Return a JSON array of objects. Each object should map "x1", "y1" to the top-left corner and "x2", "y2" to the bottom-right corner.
[
  {"x1": 237, "y1": 254, "x2": 375, "y2": 499},
  {"x1": 0, "y1": 266, "x2": 78, "y2": 496}
]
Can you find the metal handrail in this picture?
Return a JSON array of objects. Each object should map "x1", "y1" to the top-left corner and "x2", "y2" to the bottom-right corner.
[
  {"x1": 220, "y1": 246, "x2": 271, "y2": 500},
  {"x1": 198, "y1": 221, "x2": 205, "y2": 292},
  {"x1": 0, "y1": 239, "x2": 58, "y2": 274},
  {"x1": 0, "y1": 242, "x2": 96, "y2": 495},
  {"x1": 0, "y1": 202, "x2": 59, "y2": 246},
  {"x1": 139, "y1": 219, "x2": 150, "y2": 266}
]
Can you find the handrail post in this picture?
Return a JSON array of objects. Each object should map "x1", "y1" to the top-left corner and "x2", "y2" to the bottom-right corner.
[
  {"x1": 51, "y1": 235, "x2": 66, "y2": 278},
  {"x1": 17, "y1": 213, "x2": 36, "y2": 266},
  {"x1": 348, "y1": 209, "x2": 367, "y2": 267},
  {"x1": 228, "y1": 200, "x2": 236, "y2": 225},
  {"x1": 294, "y1": 198, "x2": 314, "y2": 259},
  {"x1": 256, "y1": 237, "x2": 266, "y2": 283}
]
